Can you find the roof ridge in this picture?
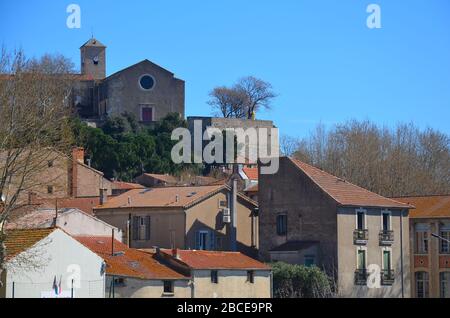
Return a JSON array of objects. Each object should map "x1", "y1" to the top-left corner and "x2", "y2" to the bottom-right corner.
[{"x1": 289, "y1": 157, "x2": 412, "y2": 208}]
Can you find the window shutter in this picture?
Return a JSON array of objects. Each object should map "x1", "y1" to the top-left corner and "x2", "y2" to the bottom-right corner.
[
  {"x1": 132, "y1": 216, "x2": 139, "y2": 241},
  {"x1": 209, "y1": 231, "x2": 215, "y2": 250},
  {"x1": 195, "y1": 231, "x2": 201, "y2": 250},
  {"x1": 145, "y1": 216, "x2": 151, "y2": 240}
]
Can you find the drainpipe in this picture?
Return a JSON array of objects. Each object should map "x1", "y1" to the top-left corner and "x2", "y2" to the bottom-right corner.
[
  {"x1": 400, "y1": 210, "x2": 404, "y2": 298},
  {"x1": 231, "y1": 176, "x2": 238, "y2": 252}
]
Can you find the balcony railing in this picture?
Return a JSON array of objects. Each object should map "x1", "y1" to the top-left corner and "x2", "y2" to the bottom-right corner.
[
  {"x1": 379, "y1": 230, "x2": 394, "y2": 245},
  {"x1": 381, "y1": 269, "x2": 395, "y2": 285},
  {"x1": 354, "y1": 269, "x2": 367, "y2": 285},
  {"x1": 353, "y1": 229, "x2": 368, "y2": 245}
]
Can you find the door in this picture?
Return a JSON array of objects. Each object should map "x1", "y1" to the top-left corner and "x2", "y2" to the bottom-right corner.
[{"x1": 141, "y1": 107, "x2": 153, "y2": 122}]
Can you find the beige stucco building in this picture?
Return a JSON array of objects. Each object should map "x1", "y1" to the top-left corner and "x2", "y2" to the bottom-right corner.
[
  {"x1": 259, "y1": 157, "x2": 413, "y2": 297},
  {"x1": 93, "y1": 185, "x2": 259, "y2": 257}
]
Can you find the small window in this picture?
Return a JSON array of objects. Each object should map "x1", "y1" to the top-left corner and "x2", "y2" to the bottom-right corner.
[
  {"x1": 247, "y1": 270, "x2": 255, "y2": 283},
  {"x1": 440, "y1": 272, "x2": 450, "y2": 298},
  {"x1": 219, "y1": 200, "x2": 227, "y2": 208},
  {"x1": 113, "y1": 277, "x2": 126, "y2": 287},
  {"x1": 47, "y1": 186, "x2": 54, "y2": 194},
  {"x1": 416, "y1": 272, "x2": 429, "y2": 298},
  {"x1": 356, "y1": 210, "x2": 366, "y2": 230},
  {"x1": 415, "y1": 224, "x2": 429, "y2": 254},
  {"x1": 276, "y1": 214, "x2": 287, "y2": 236},
  {"x1": 211, "y1": 270, "x2": 218, "y2": 284},
  {"x1": 440, "y1": 223, "x2": 450, "y2": 254},
  {"x1": 304, "y1": 255, "x2": 316, "y2": 267},
  {"x1": 163, "y1": 280, "x2": 174, "y2": 294}
]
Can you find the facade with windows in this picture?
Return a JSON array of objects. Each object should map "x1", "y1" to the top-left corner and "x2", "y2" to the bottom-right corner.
[
  {"x1": 74, "y1": 38, "x2": 185, "y2": 122},
  {"x1": 94, "y1": 185, "x2": 259, "y2": 257},
  {"x1": 394, "y1": 195, "x2": 450, "y2": 298},
  {"x1": 259, "y1": 157, "x2": 412, "y2": 297}
]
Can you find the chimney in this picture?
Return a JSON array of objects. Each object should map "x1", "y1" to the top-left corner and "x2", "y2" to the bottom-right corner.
[
  {"x1": 99, "y1": 188, "x2": 108, "y2": 205},
  {"x1": 172, "y1": 248, "x2": 180, "y2": 260},
  {"x1": 72, "y1": 147, "x2": 85, "y2": 164},
  {"x1": 175, "y1": 194, "x2": 179, "y2": 203}
]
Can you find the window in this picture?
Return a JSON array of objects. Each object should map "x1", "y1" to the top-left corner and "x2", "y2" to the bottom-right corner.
[
  {"x1": 47, "y1": 160, "x2": 54, "y2": 168},
  {"x1": 416, "y1": 272, "x2": 429, "y2": 298},
  {"x1": 304, "y1": 255, "x2": 315, "y2": 267},
  {"x1": 219, "y1": 200, "x2": 227, "y2": 208},
  {"x1": 163, "y1": 280, "x2": 174, "y2": 294},
  {"x1": 383, "y1": 250, "x2": 392, "y2": 271},
  {"x1": 356, "y1": 209, "x2": 366, "y2": 230},
  {"x1": 113, "y1": 277, "x2": 126, "y2": 287},
  {"x1": 440, "y1": 223, "x2": 450, "y2": 254},
  {"x1": 440, "y1": 272, "x2": 450, "y2": 298},
  {"x1": 247, "y1": 271, "x2": 255, "y2": 283},
  {"x1": 357, "y1": 249, "x2": 366, "y2": 270},
  {"x1": 47, "y1": 185, "x2": 54, "y2": 194},
  {"x1": 139, "y1": 74, "x2": 155, "y2": 90},
  {"x1": 196, "y1": 230, "x2": 214, "y2": 250},
  {"x1": 211, "y1": 270, "x2": 218, "y2": 284},
  {"x1": 415, "y1": 223, "x2": 429, "y2": 254},
  {"x1": 132, "y1": 216, "x2": 151, "y2": 241},
  {"x1": 276, "y1": 214, "x2": 287, "y2": 236},
  {"x1": 141, "y1": 106, "x2": 153, "y2": 122},
  {"x1": 382, "y1": 211, "x2": 391, "y2": 231}
]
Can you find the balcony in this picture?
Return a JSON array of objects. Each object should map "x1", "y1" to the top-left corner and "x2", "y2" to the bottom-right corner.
[
  {"x1": 379, "y1": 230, "x2": 394, "y2": 245},
  {"x1": 354, "y1": 269, "x2": 367, "y2": 285},
  {"x1": 381, "y1": 269, "x2": 395, "y2": 285},
  {"x1": 353, "y1": 229, "x2": 368, "y2": 245}
]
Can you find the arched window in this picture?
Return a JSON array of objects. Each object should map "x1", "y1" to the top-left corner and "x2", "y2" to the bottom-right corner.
[{"x1": 416, "y1": 271, "x2": 429, "y2": 298}]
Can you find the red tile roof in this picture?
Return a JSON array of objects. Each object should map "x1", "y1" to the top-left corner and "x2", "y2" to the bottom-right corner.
[
  {"x1": 96, "y1": 185, "x2": 226, "y2": 210},
  {"x1": 290, "y1": 158, "x2": 413, "y2": 209},
  {"x1": 112, "y1": 181, "x2": 144, "y2": 190},
  {"x1": 143, "y1": 173, "x2": 178, "y2": 184},
  {"x1": 34, "y1": 197, "x2": 103, "y2": 215},
  {"x1": 161, "y1": 249, "x2": 270, "y2": 270},
  {"x1": 75, "y1": 236, "x2": 188, "y2": 280},
  {"x1": 242, "y1": 167, "x2": 258, "y2": 181},
  {"x1": 4, "y1": 228, "x2": 56, "y2": 260},
  {"x1": 392, "y1": 195, "x2": 450, "y2": 218}
]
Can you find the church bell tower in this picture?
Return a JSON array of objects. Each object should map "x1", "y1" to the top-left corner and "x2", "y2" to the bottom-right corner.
[{"x1": 80, "y1": 38, "x2": 106, "y2": 80}]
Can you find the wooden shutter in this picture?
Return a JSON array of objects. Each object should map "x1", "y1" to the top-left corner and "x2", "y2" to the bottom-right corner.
[
  {"x1": 145, "y1": 216, "x2": 151, "y2": 240},
  {"x1": 132, "y1": 216, "x2": 139, "y2": 241}
]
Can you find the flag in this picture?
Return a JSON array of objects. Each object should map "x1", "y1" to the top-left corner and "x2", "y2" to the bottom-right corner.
[
  {"x1": 58, "y1": 275, "x2": 62, "y2": 295},
  {"x1": 52, "y1": 276, "x2": 58, "y2": 295}
]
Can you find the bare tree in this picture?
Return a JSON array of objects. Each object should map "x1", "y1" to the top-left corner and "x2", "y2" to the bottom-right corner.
[
  {"x1": 280, "y1": 135, "x2": 300, "y2": 156},
  {"x1": 208, "y1": 76, "x2": 277, "y2": 119},
  {"x1": 293, "y1": 120, "x2": 450, "y2": 197},
  {"x1": 235, "y1": 76, "x2": 277, "y2": 119},
  {"x1": 0, "y1": 48, "x2": 75, "y2": 276}
]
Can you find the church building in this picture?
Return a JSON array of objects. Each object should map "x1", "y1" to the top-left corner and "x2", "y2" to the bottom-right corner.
[{"x1": 73, "y1": 38, "x2": 185, "y2": 123}]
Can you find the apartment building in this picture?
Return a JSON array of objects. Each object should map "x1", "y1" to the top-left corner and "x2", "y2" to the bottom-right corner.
[
  {"x1": 259, "y1": 157, "x2": 413, "y2": 297},
  {"x1": 393, "y1": 195, "x2": 450, "y2": 298}
]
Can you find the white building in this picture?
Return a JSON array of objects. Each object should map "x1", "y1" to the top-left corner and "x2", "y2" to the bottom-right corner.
[{"x1": 0, "y1": 228, "x2": 105, "y2": 298}]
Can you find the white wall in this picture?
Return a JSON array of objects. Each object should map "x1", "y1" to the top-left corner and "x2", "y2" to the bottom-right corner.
[
  {"x1": 192, "y1": 269, "x2": 271, "y2": 298},
  {"x1": 4, "y1": 229, "x2": 105, "y2": 298},
  {"x1": 57, "y1": 209, "x2": 123, "y2": 241}
]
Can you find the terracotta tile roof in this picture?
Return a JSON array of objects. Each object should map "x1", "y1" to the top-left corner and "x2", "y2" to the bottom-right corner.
[
  {"x1": 143, "y1": 173, "x2": 178, "y2": 184},
  {"x1": 34, "y1": 197, "x2": 103, "y2": 215},
  {"x1": 4, "y1": 228, "x2": 56, "y2": 260},
  {"x1": 6, "y1": 208, "x2": 56, "y2": 229},
  {"x1": 161, "y1": 249, "x2": 270, "y2": 270},
  {"x1": 391, "y1": 195, "x2": 450, "y2": 218},
  {"x1": 290, "y1": 158, "x2": 412, "y2": 209},
  {"x1": 111, "y1": 181, "x2": 144, "y2": 190},
  {"x1": 75, "y1": 236, "x2": 187, "y2": 280},
  {"x1": 242, "y1": 167, "x2": 258, "y2": 181},
  {"x1": 96, "y1": 185, "x2": 226, "y2": 210}
]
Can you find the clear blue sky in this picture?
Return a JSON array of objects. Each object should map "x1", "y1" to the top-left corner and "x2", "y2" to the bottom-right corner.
[{"x1": 1, "y1": 0, "x2": 449, "y2": 138}]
